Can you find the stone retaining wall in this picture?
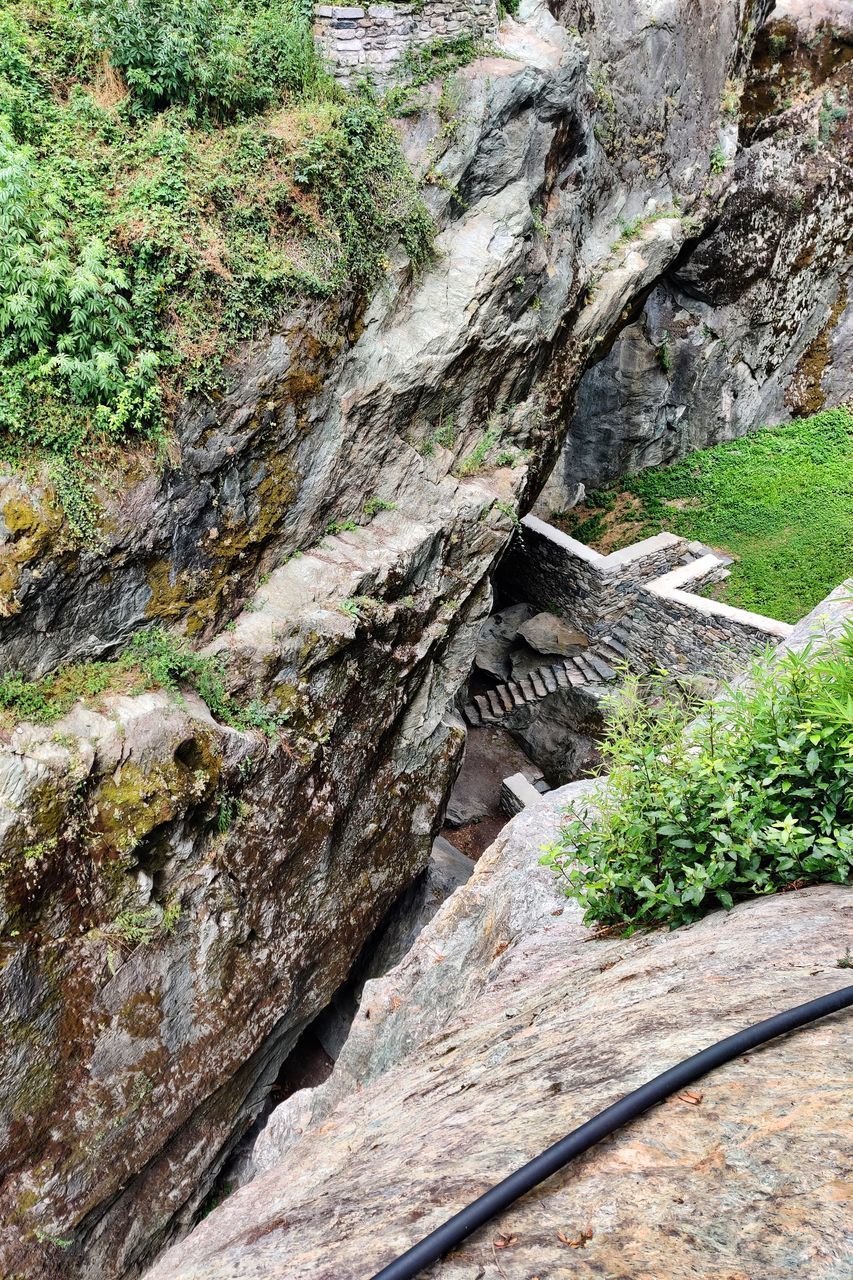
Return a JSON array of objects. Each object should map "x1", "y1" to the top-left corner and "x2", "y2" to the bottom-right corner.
[
  {"x1": 501, "y1": 516, "x2": 692, "y2": 633},
  {"x1": 631, "y1": 557, "x2": 792, "y2": 678},
  {"x1": 501, "y1": 516, "x2": 794, "y2": 679},
  {"x1": 314, "y1": 0, "x2": 497, "y2": 85}
]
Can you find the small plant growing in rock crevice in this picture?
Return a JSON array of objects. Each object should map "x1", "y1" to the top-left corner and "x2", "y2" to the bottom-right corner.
[
  {"x1": 0, "y1": 626, "x2": 289, "y2": 737},
  {"x1": 363, "y1": 496, "x2": 397, "y2": 519},
  {"x1": 819, "y1": 87, "x2": 849, "y2": 143},
  {"x1": 657, "y1": 330, "x2": 673, "y2": 373},
  {"x1": 709, "y1": 143, "x2": 728, "y2": 173}
]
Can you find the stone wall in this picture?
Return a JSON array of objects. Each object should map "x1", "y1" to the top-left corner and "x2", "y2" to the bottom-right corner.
[
  {"x1": 500, "y1": 515, "x2": 692, "y2": 633},
  {"x1": 314, "y1": 0, "x2": 497, "y2": 84},
  {"x1": 630, "y1": 557, "x2": 792, "y2": 677},
  {"x1": 500, "y1": 515, "x2": 793, "y2": 679}
]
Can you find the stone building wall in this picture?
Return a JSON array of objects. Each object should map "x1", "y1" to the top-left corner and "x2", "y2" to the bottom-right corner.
[{"x1": 314, "y1": 0, "x2": 497, "y2": 85}]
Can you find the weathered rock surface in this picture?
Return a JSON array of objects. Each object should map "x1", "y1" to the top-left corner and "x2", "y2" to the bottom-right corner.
[
  {"x1": 473, "y1": 603, "x2": 537, "y2": 680},
  {"x1": 146, "y1": 779, "x2": 853, "y2": 1280},
  {"x1": 0, "y1": 499, "x2": 494, "y2": 1280},
  {"x1": 517, "y1": 610, "x2": 588, "y2": 655},
  {"x1": 0, "y1": 1, "x2": 786, "y2": 1275},
  {"x1": 310, "y1": 835, "x2": 475, "y2": 1061},
  {"x1": 540, "y1": 0, "x2": 853, "y2": 504},
  {"x1": 502, "y1": 682, "x2": 604, "y2": 783}
]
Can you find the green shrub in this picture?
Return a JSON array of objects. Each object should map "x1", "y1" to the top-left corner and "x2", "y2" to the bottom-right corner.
[
  {"x1": 0, "y1": 2, "x2": 434, "y2": 531},
  {"x1": 86, "y1": 0, "x2": 324, "y2": 120},
  {"x1": 0, "y1": 626, "x2": 288, "y2": 736},
  {"x1": 542, "y1": 630, "x2": 853, "y2": 931}
]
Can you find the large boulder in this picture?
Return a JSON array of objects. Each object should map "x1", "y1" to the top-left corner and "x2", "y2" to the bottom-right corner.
[
  {"x1": 145, "y1": 779, "x2": 853, "y2": 1280},
  {"x1": 473, "y1": 603, "x2": 537, "y2": 680},
  {"x1": 517, "y1": 611, "x2": 588, "y2": 655}
]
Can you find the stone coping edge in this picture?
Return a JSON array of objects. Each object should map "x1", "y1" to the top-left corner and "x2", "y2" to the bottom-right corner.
[
  {"x1": 647, "y1": 555, "x2": 794, "y2": 637},
  {"x1": 520, "y1": 514, "x2": 683, "y2": 571}
]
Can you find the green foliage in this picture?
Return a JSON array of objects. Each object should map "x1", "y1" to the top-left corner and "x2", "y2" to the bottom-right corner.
[
  {"x1": 455, "y1": 421, "x2": 502, "y2": 477},
  {"x1": 0, "y1": 661, "x2": 116, "y2": 724},
  {"x1": 542, "y1": 633, "x2": 853, "y2": 931},
  {"x1": 0, "y1": 626, "x2": 289, "y2": 736},
  {"x1": 397, "y1": 34, "x2": 480, "y2": 92},
  {"x1": 363, "y1": 496, "x2": 397, "y2": 518},
  {"x1": 609, "y1": 207, "x2": 679, "y2": 253},
  {"x1": 325, "y1": 517, "x2": 358, "y2": 536},
  {"x1": 87, "y1": 0, "x2": 323, "y2": 120},
  {"x1": 110, "y1": 897, "x2": 179, "y2": 945},
  {"x1": 126, "y1": 626, "x2": 288, "y2": 735},
  {"x1": 819, "y1": 87, "x2": 849, "y2": 143},
  {"x1": 292, "y1": 95, "x2": 435, "y2": 281},
  {"x1": 558, "y1": 409, "x2": 853, "y2": 624},
  {"x1": 709, "y1": 143, "x2": 727, "y2": 173},
  {"x1": 0, "y1": 1, "x2": 433, "y2": 528},
  {"x1": 216, "y1": 792, "x2": 237, "y2": 832}
]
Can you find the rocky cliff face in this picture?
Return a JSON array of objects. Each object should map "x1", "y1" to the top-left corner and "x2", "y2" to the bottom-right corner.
[
  {"x1": 0, "y1": 2, "x2": 798, "y2": 1276},
  {"x1": 145, "y1": 784, "x2": 853, "y2": 1280},
  {"x1": 541, "y1": 0, "x2": 853, "y2": 507}
]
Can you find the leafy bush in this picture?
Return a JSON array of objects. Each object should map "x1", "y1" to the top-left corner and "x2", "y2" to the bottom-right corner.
[
  {"x1": 0, "y1": 1, "x2": 434, "y2": 529},
  {"x1": 0, "y1": 123, "x2": 160, "y2": 445},
  {"x1": 542, "y1": 628, "x2": 853, "y2": 931},
  {"x1": 87, "y1": 0, "x2": 323, "y2": 120}
]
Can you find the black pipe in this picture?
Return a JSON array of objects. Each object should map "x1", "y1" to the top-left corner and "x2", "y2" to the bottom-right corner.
[{"x1": 369, "y1": 983, "x2": 853, "y2": 1280}]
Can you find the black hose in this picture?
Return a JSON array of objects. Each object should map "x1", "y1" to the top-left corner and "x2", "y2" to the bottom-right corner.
[{"x1": 369, "y1": 983, "x2": 853, "y2": 1280}]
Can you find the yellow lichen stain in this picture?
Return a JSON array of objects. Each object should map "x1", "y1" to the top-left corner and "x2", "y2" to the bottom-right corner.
[
  {"x1": 91, "y1": 733, "x2": 222, "y2": 857},
  {"x1": 0, "y1": 482, "x2": 69, "y2": 616},
  {"x1": 145, "y1": 444, "x2": 299, "y2": 636},
  {"x1": 786, "y1": 286, "x2": 848, "y2": 417}
]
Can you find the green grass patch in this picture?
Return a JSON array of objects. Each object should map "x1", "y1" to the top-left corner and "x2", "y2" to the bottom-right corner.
[
  {"x1": 0, "y1": 0, "x2": 435, "y2": 530},
  {"x1": 556, "y1": 408, "x2": 853, "y2": 623}
]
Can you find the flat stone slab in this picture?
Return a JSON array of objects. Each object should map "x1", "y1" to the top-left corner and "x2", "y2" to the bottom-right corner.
[{"x1": 517, "y1": 611, "x2": 589, "y2": 656}]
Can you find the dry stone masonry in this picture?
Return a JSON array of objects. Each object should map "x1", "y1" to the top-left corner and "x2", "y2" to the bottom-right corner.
[
  {"x1": 500, "y1": 515, "x2": 793, "y2": 680},
  {"x1": 314, "y1": 0, "x2": 498, "y2": 84}
]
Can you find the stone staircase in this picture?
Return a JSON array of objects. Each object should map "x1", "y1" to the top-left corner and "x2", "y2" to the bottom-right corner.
[{"x1": 462, "y1": 630, "x2": 639, "y2": 727}]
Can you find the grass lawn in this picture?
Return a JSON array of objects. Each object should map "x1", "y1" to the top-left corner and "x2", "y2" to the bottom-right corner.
[{"x1": 554, "y1": 407, "x2": 853, "y2": 623}]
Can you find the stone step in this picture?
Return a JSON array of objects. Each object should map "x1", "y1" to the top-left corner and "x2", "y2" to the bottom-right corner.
[
  {"x1": 605, "y1": 634, "x2": 629, "y2": 654},
  {"x1": 585, "y1": 652, "x2": 617, "y2": 681},
  {"x1": 486, "y1": 689, "x2": 504, "y2": 718},
  {"x1": 463, "y1": 702, "x2": 481, "y2": 726},
  {"x1": 497, "y1": 685, "x2": 515, "y2": 714},
  {"x1": 519, "y1": 675, "x2": 536, "y2": 701},
  {"x1": 530, "y1": 670, "x2": 548, "y2": 698},
  {"x1": 563, "y1": 659, "x2": 586, "y2": 686},
  {"x1": 554, "y1": 665, "x2": 569, "y2": 688},
  {"x1": 595, "y1": 644, "x2": 624, "y2": 667},
  {"x1": 475, "y1": 693, "x2": 496, "y2": 723},
  {"x1": 575, "y1": 656, "x2": 598, "y2": 684},
  {"x1": 508, "y1": 682, "x2": 526, "y2": 708},
  {"x1": 542, "y1": 667, "x2": 558, "y2": 693}
]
